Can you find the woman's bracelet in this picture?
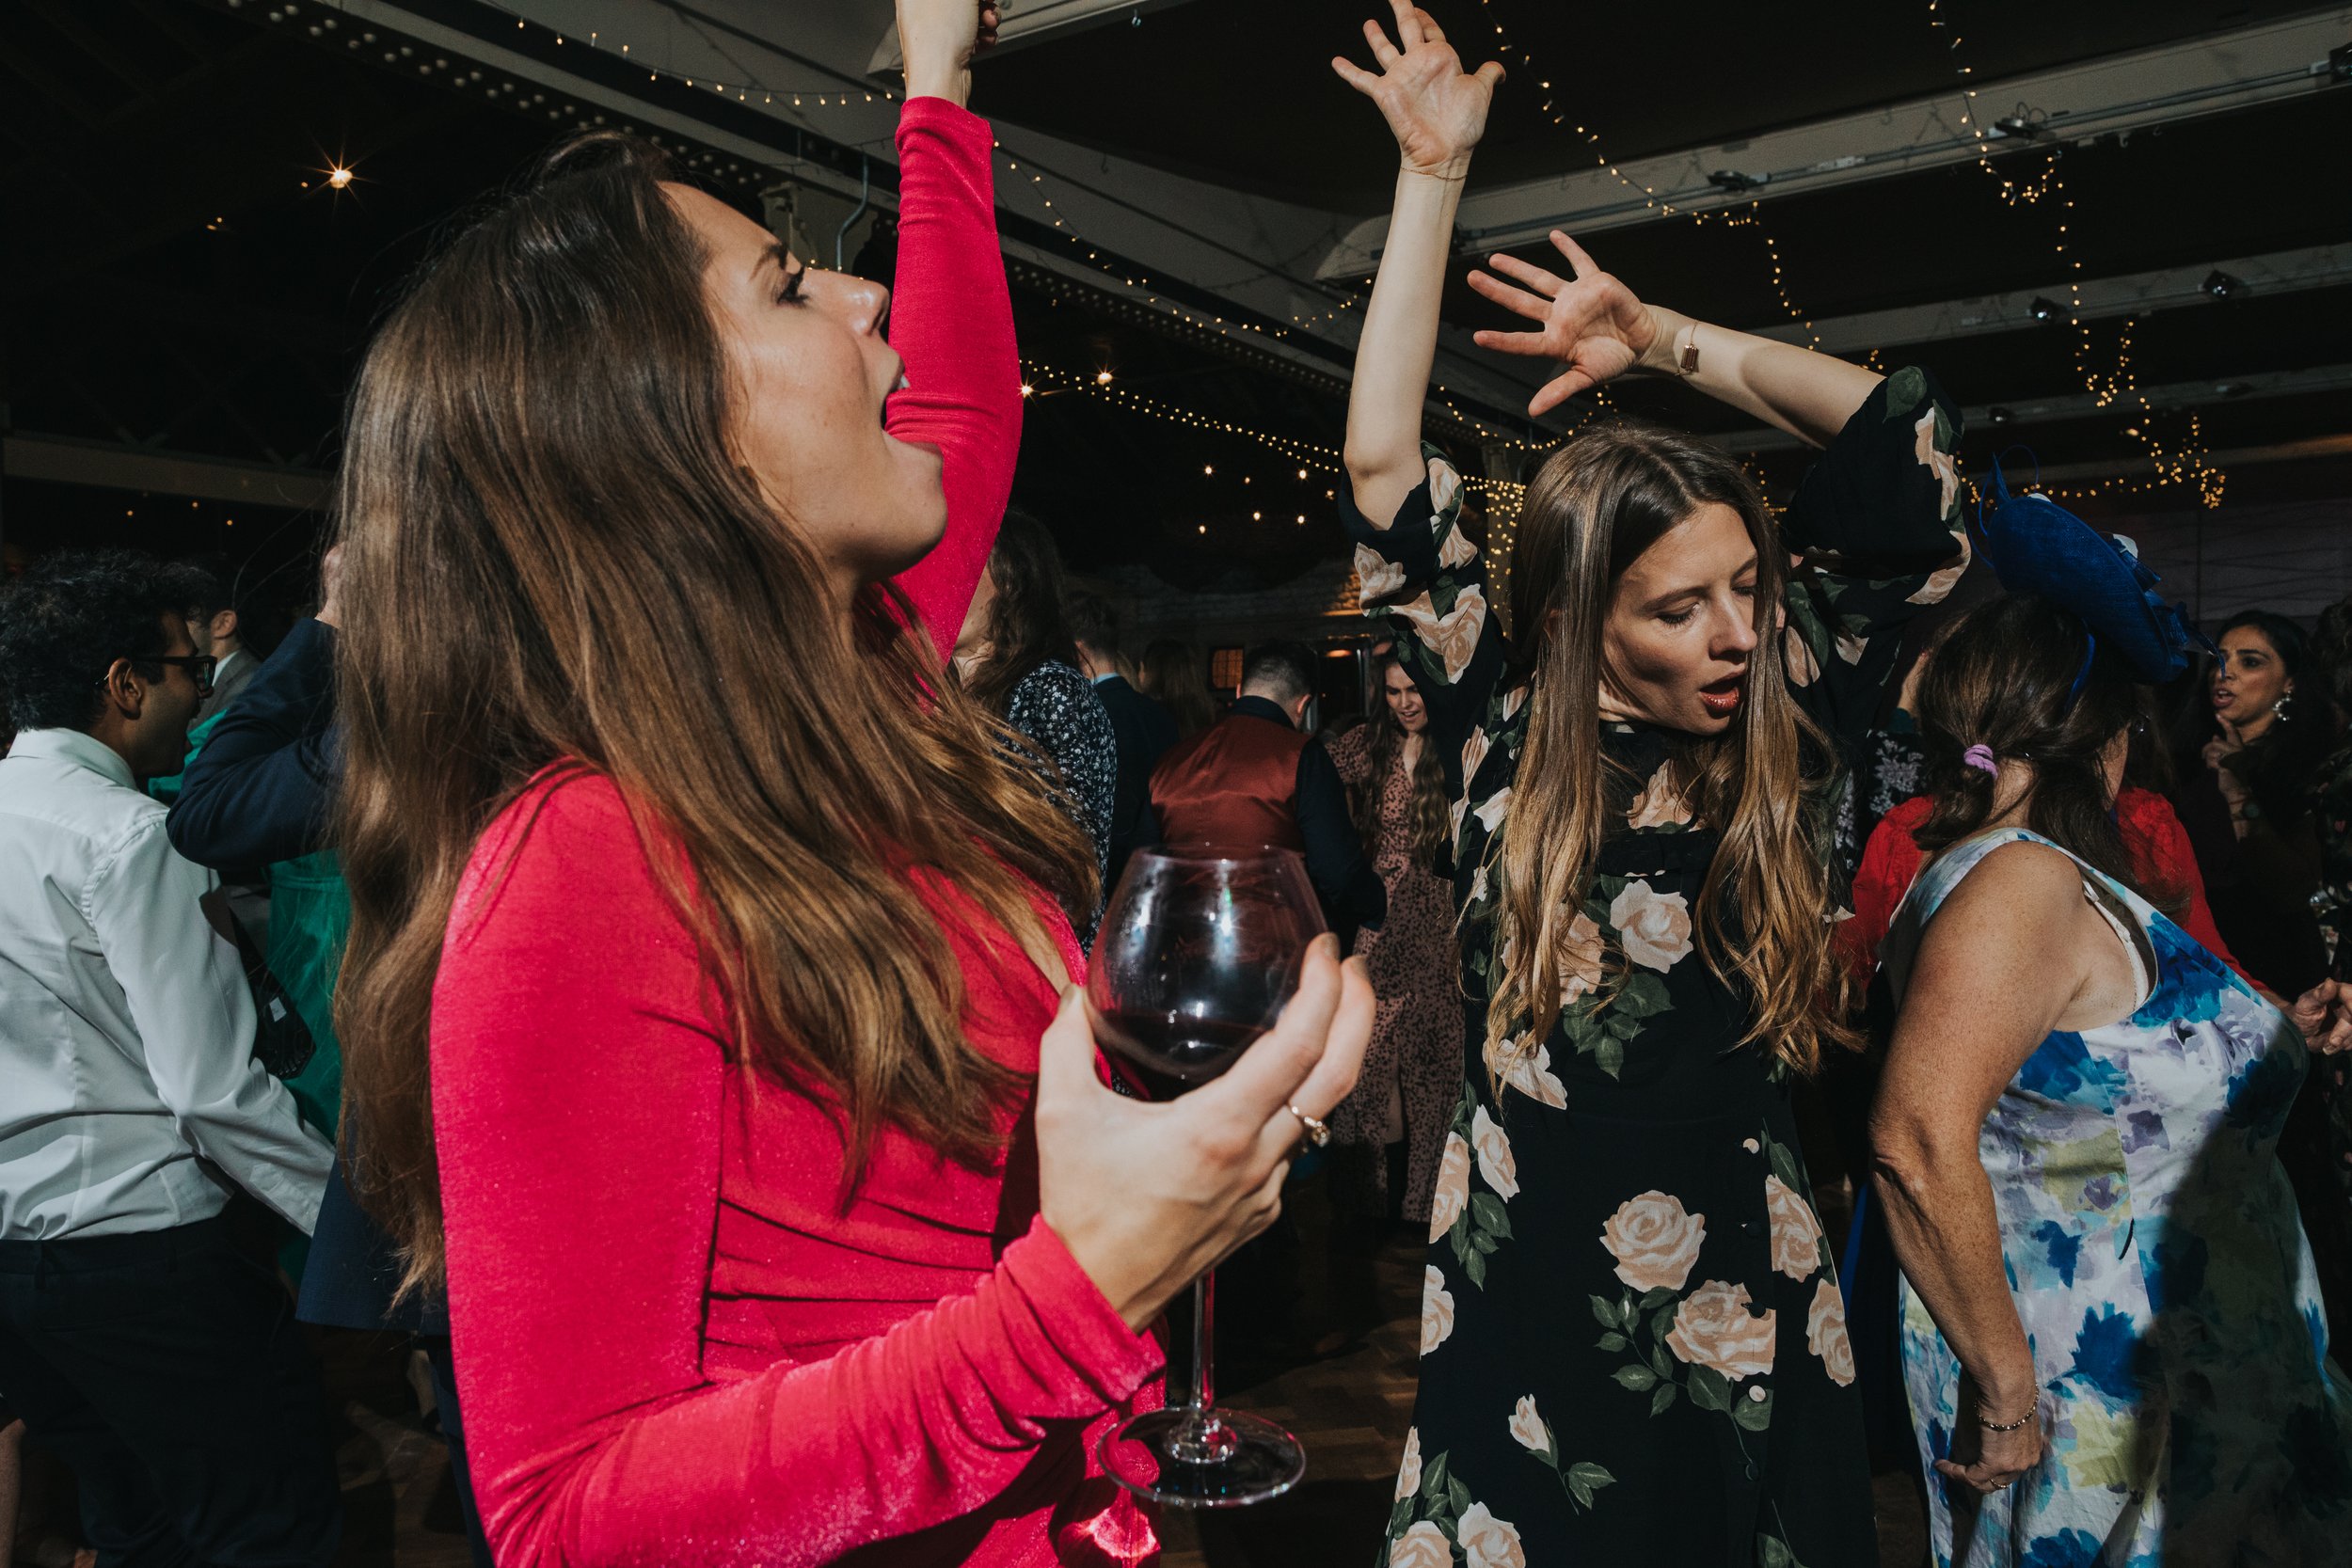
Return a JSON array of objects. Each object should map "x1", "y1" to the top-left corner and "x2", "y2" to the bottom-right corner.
[{"x1": 1977, "y1": 1402, "x2": 2036, "y2": 1433}]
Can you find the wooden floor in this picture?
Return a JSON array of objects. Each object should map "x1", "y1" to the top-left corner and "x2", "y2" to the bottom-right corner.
[
  {"x1": 318, "y1": 1330, "x2": 482, "y2": 1568},
  {"x1": 282, "y1": 1189, "x2": 1927, "y2": 1566}
]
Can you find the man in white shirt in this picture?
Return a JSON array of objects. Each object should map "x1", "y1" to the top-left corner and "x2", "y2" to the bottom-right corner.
[{"x1": 0, "y1": 551, "x2": 340, "y2": 1564}]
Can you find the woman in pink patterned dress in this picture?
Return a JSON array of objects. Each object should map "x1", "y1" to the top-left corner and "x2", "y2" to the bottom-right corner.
[{"x1": 1328, "y1": 653, "x2": 1462, "y2": 1227}]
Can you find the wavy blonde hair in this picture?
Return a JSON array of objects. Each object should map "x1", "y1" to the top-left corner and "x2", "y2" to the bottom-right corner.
[
  {"x1": 1485, "y1": 424, "x2": 1855, "y2": 1084},
  {"x1": 332, "y1": 135, "x2": 1094, "y2": 1301}
]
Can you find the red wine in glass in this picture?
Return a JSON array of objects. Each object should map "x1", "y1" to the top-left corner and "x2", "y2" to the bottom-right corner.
[
  {"x1": 1089, "y1": 1012, "x2": 1265, "y2": 1101},
  {"x1": 1087, "y1": 845, "x2": 1325, "y2": 1508}
]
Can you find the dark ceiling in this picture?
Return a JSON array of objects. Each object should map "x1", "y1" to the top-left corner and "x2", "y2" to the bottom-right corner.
[
  {"x1": 3, "y1": 0, "x2": 2347, "y2": 609},
  {"x1": 976, "y1": 0, "x2": 2325, "y2": 207}
]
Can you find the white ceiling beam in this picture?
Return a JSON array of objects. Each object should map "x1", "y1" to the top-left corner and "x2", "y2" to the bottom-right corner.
[
  {"x1": 1320, "y1": 8, "x2": 2352, "y2": 279},
  {"x1": 1752, "y1": 244, "x2": 2352, "y2": 354},
  {"x1": 867, "y1": 0, "x2": 1204, "y2": 74},
  {"x1": 4, "y1": 434, "x2": 329, "y2": 509},
  {"x1": 2033, "y1": 431, "x2": 2352, "y2": 481},
  {"x1": 1704, "y1": 360, "x2": 2352, "y2": 454}
]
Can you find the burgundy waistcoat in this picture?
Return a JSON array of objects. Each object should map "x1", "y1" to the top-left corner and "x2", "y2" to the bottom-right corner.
[{"x1": 1148, "y1": 710, "x2": 1308, "y2": 852}]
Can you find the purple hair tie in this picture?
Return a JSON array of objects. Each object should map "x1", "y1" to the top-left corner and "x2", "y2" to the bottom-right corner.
[{"x1": 1963, "y1": 744, "x2": 1999, "y2": 776}]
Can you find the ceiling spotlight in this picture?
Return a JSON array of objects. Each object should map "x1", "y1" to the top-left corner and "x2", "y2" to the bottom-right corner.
[
  {"x1": 1094, "y1": 369, "x2": 1114, "y2": 386},
  {"x1": 1991, "y1": 114, "x2": 2050, "y2": 141},
  {"x1": 2203, "y1": 270, "x2": 2242, "y2": 300},
  {"x1": 326, "y1": 166, "x2": 355, "y2": 189},
  {"x1": 1706, "y1": 169, "x2": 1769, "y2": 193},
  {"x1": 1989, "y1": 405, "x2": 2015, "y2": 424},
  {"x1": 2028, "y1": 296, "x2": 2060, "y2": 323}
]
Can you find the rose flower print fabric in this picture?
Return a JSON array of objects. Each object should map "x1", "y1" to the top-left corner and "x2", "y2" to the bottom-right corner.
[{"x1": 1345, "y1": 371, "x2": 1968, "y2": 1568}]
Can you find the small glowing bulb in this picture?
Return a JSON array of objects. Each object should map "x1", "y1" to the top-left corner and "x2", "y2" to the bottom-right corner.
[
  {"x1": 1094, "y1": 370, "x2": 1113, "y2": 386},
  {"x1": 1203, "y1": 465, "x2": 1214, "y2": 476},
  {"x1": 1296, "y1": 467, "x2": 1308, "y2": 480},
  {"x1": 1252, "y1": 511, "x2": 1263, "y2": 521},
  {"x1": 1019, "y1": 383, "x2": 1035, "y2": 397},
  {"x1": 326, "y1": 166, "x2": 354, "y2": 189}
]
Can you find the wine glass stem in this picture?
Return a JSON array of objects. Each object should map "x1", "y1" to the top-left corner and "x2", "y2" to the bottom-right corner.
[{"x1": 1188, "y1": 1272, "x2": 1216, "y2": 1412}]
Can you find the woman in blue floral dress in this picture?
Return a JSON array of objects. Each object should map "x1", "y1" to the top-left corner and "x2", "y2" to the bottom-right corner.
[
  {"x1": 1331, "y1": 8, "x2": 1968, "y2": 1563},
  {"x1": 1874, "y1": 579, "x2": 2352, "y2": 1567}
]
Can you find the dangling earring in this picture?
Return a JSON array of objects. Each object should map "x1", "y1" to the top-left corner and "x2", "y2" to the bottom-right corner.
[{"x1": 2275, "y1": 689, "x2": 2295, "y2": 722}]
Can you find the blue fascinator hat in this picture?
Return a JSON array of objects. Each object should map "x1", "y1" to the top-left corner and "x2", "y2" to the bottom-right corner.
[{"x1": 1970, "y1": 455, "x2": 2213, "y2": 689}]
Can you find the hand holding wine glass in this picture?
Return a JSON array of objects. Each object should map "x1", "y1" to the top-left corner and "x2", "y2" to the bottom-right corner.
[
  {"x1": 1041, "y1": 845, "x2": 1370, "y2": 1506},
  {"x1": 1036, "y1": 930, "x2": 1371, "y2": 1333}
]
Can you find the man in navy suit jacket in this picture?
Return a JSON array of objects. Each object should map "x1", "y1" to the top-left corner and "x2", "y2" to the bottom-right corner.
[
  {"x1": 1067, "y1": 592, "x2": 1179, "y2": 894},
  {"x1": 166, "y1": 550, "x2": 493, "y2": 1568}
]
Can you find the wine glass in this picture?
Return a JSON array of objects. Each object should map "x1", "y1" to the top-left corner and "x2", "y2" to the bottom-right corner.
[{"x1": 1089, "y1": 844, "x2": 1326, "y2": 1508}]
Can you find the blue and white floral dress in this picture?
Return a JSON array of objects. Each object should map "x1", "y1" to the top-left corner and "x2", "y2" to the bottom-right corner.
[{"x1": 1883, "y1": 828, "x2": 2352, "y2": 1568}]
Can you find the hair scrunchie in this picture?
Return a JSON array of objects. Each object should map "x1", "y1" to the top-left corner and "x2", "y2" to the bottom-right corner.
[{"x1": 1962, "y1": 744, "x2": 1999, "y2": 776}]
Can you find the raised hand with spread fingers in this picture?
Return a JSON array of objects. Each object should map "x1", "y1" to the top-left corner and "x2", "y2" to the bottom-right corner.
[
  {"x1": 1330, "y1": 2, "x2": 1506, "y2": 180},
  {"x1": 1467, "y1": 231, "x2": 1661, "y2": 416}
]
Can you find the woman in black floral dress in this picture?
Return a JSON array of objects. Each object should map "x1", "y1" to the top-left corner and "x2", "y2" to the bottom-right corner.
[{"x1": 1331, "y1": 8, "x2": 1966, "y2": 1565}]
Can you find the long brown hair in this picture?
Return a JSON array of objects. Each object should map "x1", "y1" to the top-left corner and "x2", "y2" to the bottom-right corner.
[
  {"x1": 1138, "y1": 637, "x2": 1216, "y2": 736},
  {"x1": 1912, "y1": 594, "x2": 2178, "y2": 911},
  {"x1": 961, "y1": 510, "x2": 1081, "y2": 716},
  {"x1": 1487, "y1": 423, "x2": 1854, "y2": 1081},
  {"x1": 332, "y1": 134, "x2": 1094, "y2": 1299},
  {"x1": 1356, "y1": 652, "x2": 1448, "y2": 861}
]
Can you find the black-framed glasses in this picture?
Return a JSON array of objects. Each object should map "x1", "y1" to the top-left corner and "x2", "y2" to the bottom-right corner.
[{"x1": 94, "y1": 655, "x2": 215, "y2": 698}]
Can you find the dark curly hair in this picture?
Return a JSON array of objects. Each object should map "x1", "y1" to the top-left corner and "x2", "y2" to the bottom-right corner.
[{"x1": 0, "y1": 550, "x2": 182, "y2": 733}]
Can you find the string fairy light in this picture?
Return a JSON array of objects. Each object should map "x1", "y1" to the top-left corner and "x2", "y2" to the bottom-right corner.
[
  {"x1": 1689, "y1": 203, "x2": 1820, "y2": 349},
  {"x1": 1927, "y1": 0, "x2": 2224, "y2": 507},
  {"x1": 1020, "y1": 358, "x2": 1348, "y2": 475},
  {"x1": 1463, "y1": 0, "x2": 1829, "y2": 404}
]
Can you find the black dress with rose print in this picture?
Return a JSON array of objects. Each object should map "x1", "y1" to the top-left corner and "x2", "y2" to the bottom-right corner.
[{"x1": 1348, "y1": 371, "x2": 1965, "y2": 1568}]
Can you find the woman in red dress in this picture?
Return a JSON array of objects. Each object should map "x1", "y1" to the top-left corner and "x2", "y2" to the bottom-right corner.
[{"x1": 326, "y1": 5, "x2": 1369, "y2": 1564}]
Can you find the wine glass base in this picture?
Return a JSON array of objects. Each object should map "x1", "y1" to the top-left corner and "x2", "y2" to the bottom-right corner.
[{"x1": 1099, "y1": 1406, "x2": 1306, "y2": 1508}]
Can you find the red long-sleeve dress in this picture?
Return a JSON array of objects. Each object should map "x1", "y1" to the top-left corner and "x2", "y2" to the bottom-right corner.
[
  {"x1": 1840, "y1": 785, "x2": 2251, "y2": 986},
  {"x1": 431, "y1": 98, "x2": 1165, "y2": 1568}
]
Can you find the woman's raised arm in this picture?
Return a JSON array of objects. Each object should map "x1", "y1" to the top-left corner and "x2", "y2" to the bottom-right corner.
[
  {"x1": 1867, "y1": 843, "x2": 2093, "y2": 1497},
  {"x1": 884, "y1": 0, "x2": 1022, "y2": 662},
  {"x1": 1334, "y1": 4, "x2": 1503, "y2": 528},
  {"x1": 1468, "y1": 233, "x2": 1881, "y2": 447}
]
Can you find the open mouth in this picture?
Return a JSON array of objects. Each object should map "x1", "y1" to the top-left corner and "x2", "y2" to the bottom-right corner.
[{"x1": 1697, "y1": 675, "x2": 1744, "y2": 717}]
